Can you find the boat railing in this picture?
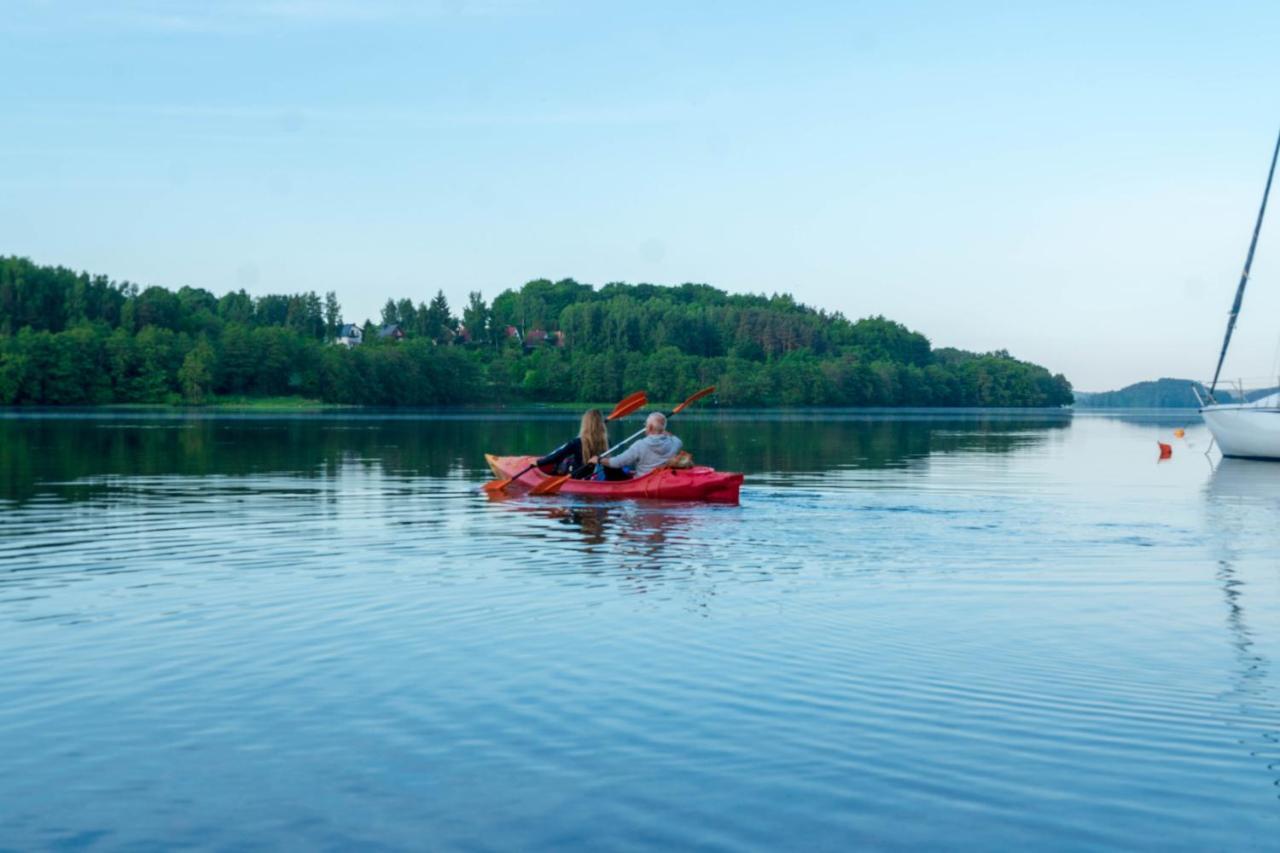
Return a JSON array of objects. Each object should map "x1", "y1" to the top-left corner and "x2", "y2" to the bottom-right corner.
[{"x1": 1200, "y1": 377, "x2": 1280, "y2": 407}]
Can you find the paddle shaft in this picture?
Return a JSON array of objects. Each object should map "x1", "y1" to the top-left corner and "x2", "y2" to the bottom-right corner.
[
  {"x1": 600, "y1": 425, "x2": 648, "y2": 461},
  {"x1": 497, "y1": 461, "x2": 539, "y2": 487}
]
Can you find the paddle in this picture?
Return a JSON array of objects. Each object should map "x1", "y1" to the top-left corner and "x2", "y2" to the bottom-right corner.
[
  {"x1": 482, "y1": 391, "x2": 648, "y2": 493},
  {"x1": 530, "y1": 385, "x2": 716, "y2": 496}
]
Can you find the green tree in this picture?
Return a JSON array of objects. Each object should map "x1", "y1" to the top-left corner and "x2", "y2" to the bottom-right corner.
[
  {"x1": 380, "y1": 299, "x2": 399, "y2": 327},
  {"x1": 133, "y1": 286, "x2": 181, "y2": 332},
  {"x1": 324, "y1": 291, "x2": 341, "y2": 337},
  {"x1": 462, "y1": 291, "x2": 489, "y2": 343},
  {"x1": 179, "y1": 339, "x2": 216, "y2": 403},
  {"x1": 217, "y1": 324, "x2": 255, "y2": 394},
  {"x1": 423, "y1": 290, "x2": 454, "y2": 343},
  {"x1": 218, "y1": 290, "x2": 255, "y2": 324},
  {"x1": 133, "y1": 326, "x2": 179, "y2": 402},
  {"x1": 848, "y1": 316, "x2": 931, "y2": 367},
  {"x1": 396, "y1": 299, "x2": 417, "y2": 335}
]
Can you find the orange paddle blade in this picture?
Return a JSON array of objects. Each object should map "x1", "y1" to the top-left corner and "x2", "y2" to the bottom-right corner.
[
  {"x1": 529, "y1": 474, "x2": 572, "y2": 496},
  {"x1": 607, "y1": 391, "x2": 648, "y2": 420},
  {"x1": 483, "y1": 458, "x2": 539, "y2": 492},
  {"x1": 672, "y1": 386, "x2": 715, "y2": 414}
]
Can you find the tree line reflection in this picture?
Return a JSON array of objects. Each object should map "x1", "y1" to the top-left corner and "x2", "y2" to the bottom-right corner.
[{"x1": 0, "y1": 410, "x2": 1071, "y2": 504}]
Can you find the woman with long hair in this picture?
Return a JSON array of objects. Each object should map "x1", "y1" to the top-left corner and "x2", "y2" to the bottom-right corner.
[{"x1": 535, "y1": 409, "x2": 608, "y2": 479}]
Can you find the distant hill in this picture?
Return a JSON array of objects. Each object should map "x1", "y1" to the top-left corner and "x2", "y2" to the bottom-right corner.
[
  {"x1": 1077, "y1": 377, "x2": 1277, "y2": 408},
  {"x1": 1075, "y1": 378, "x2": 1205, "y2": 408}
]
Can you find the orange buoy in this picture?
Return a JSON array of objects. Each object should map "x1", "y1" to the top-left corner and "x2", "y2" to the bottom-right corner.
[
  {"x1": 1173, "y1": 428, "x2": 1186, "y2": 438},
  {"x1": 1158, "y1": 441, "x2": 1173, "y2": 459}
]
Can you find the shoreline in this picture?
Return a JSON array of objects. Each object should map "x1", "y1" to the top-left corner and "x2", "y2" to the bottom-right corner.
[{"x1": 0, "y1": 397, "x2": 1140, "y2": 415}]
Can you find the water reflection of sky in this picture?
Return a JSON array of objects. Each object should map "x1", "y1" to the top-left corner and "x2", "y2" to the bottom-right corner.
[{"x1": 0, "y1": 411, "x2": 1277, "y2": 849}]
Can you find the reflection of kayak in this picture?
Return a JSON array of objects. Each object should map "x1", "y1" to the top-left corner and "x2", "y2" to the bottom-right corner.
[{"x1": 485, "y1": 454, "x2": 743, "y2": 503}]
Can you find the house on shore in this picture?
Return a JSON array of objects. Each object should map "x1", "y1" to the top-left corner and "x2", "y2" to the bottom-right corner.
[
  {"x1": 378, "y1": 323, "x2": 406, "y2": 342},
  {"x1": 520, "y1": 329, "x2": 565, "y2": 351},
  {"x1": 501, "y1": 326, "x2": 565, "y2": 350},
  {"x1": 336, "y1": 324, "x2": 363, "y2": 347}
]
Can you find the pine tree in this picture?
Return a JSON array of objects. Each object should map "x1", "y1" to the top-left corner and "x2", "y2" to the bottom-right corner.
[
  {"x1": 324, "y1": 291, "x2": 341, "y2": 337},
  {"x1": 423, "y1": 290, "x2": 454, "y2": 344},
  {"x1": 380, "y1": 299, "x2": 398, "y2": 328}
]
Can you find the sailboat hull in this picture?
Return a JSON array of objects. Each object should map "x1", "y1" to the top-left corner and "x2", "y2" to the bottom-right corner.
[{"x1": 1202, "y1": 405, "x2": 1280, "y2": 459}]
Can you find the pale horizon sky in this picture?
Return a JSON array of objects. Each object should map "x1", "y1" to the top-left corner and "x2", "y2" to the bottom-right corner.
[{"x1": 4, "y1": 1, "x2": 1280, "y2": 390}]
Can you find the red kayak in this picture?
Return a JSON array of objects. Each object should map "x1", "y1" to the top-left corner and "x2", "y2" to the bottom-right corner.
[{"x1": 485, "y1": 454, "x2": 743, "y2": 503}]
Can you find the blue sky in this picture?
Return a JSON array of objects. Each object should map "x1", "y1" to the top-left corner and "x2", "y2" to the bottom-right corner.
[{"x1": 4, "y1": 1, "x2": 1280, "y2": 389}]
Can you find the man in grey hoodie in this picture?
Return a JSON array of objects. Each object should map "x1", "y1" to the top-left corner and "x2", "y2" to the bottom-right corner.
[{"x1": 592, "y1": 412, "x2": 682, "y2": 478}]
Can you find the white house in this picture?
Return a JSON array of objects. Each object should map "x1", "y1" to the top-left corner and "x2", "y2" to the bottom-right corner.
[{"x1": 336, "y1": 323, "x2": 363, "y2": 347}]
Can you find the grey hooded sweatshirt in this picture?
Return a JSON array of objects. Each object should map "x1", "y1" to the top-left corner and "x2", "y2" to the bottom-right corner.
[{"x1": 607, "y1": 433, "x2": 682, "y2": 477}]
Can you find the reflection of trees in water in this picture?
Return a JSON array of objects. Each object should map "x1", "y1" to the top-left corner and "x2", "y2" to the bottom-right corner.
[
  {"x1": 0, "y1": 410, "x2": 1070, "y2": 504},
  {"x1": 1203, "y1": 462, "x2": 1280, "y2": 796},
  {"x1": 0, "y1": 415, "x2": 548, "y2": 503},
  {"x1": 679, "y1": 411, "x2": 1070, "y2": 473},
  {"x1": 1083, "y1": 410, "x2": 1200, "y2": 430}
]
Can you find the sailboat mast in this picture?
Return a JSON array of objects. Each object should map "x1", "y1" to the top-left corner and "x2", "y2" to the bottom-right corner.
[{"x1": 1209, "y1": 126, "x2": 1280, "y2": 396}]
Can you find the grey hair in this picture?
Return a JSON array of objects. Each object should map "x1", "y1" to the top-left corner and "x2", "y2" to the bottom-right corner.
[{"x1": 646, "y1": 412, "x2": 667, "y2": 431}]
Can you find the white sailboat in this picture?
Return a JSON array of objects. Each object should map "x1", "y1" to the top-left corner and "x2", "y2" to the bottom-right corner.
[
  {"x1": 1201, "y1": 391, "x2": 1280, "y2": 458},
  {"x1": 1199, "y1": 128, "x2": 1280, "y2": 459}
]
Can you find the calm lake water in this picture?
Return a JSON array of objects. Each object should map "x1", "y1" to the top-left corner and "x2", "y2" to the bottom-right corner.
[{"x1": 1, "y1": 409, "x2": 1278, "y2": 850}]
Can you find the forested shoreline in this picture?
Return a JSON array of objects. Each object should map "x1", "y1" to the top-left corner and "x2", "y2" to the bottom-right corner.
[{"x1": 0, "y1": 256, "x2": 1073, "y2": 408}]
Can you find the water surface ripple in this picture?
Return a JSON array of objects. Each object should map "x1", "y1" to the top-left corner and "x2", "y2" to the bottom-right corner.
[{"x1": 1, "y1": 410, "x2": 1277, "y2": 850}]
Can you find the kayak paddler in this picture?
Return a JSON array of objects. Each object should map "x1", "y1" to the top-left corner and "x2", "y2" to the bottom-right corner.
[
  {"x1": 535, "y1": 409, "x2": 608, "y2": 479},
  {"x1": 589, "y1": 412, "x2": 682, "y2": 480}
]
